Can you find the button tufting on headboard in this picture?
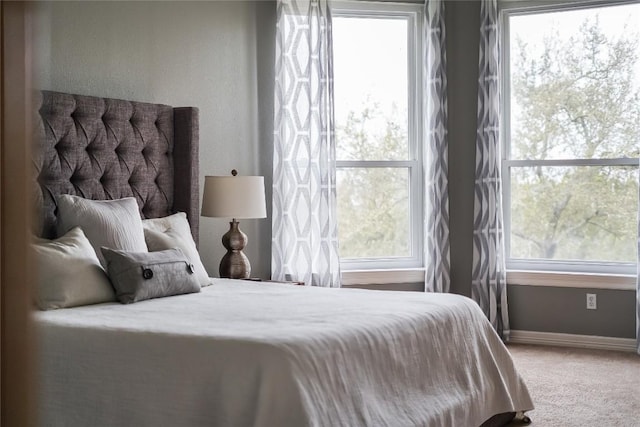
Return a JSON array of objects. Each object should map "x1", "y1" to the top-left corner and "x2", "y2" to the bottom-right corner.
[{"x1": 33, "y1": 91, "x2": 200, "y2": 245}]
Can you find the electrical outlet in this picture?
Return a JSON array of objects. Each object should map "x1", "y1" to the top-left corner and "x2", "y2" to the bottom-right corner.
[{"x1": 586, "y1": 293, "x2": 597, "y2": 310}]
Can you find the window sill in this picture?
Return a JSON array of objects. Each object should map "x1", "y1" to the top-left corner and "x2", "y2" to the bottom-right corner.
[
  {"x1": 506, "y1": 270, "x2": 635, "y2": 291},
  {"x1": 341, "y1": 268, "x2": 425, "y2": 286}
]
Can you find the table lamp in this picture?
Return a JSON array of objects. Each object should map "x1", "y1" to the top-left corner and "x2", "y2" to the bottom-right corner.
[{"x1": 201, "y1": 170, "x2": 267, "y2": 279}]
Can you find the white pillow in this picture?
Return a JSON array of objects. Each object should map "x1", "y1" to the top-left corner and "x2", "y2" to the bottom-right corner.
[
  {"x1": 142, "y1": 212, "x2": 212, "y2": 287},
  {"x1": 33, "y1": 227, "x2": 116, "y2": 310},
  {"x1": 56, "y1": 195, "x2": 148, "y2": 268}
]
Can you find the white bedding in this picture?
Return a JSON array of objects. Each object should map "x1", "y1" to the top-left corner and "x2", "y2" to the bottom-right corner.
[{"x1": 35, "y1": 279, "x2": 533, "y2": 427}]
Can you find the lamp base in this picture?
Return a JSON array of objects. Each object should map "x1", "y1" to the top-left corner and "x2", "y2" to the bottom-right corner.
[
  {"x1": 219, "y1": 219, "x2": 251, "y2": 279},
  {"x1": 219, "y1": 251, "x2": 251, "y2": 279}
]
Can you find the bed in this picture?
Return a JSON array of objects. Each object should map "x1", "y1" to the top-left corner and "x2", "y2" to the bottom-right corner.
[{"x1": 32, "y1": 90, "x2": 533, "y2": 427}]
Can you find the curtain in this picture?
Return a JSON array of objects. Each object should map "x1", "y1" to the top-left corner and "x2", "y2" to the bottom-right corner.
[
  {"x1": 472, "y1": 0, "x2": 510, "y2": 340},
  {"x1": 423, "y1": 0, "x2": 450, "y2": 294},
  {"x1": 271, "y1": 0, "x2": 341, "y2": 288},
  {"x1": 637, "y1": 162, "x2": 639, "y2": 354}
]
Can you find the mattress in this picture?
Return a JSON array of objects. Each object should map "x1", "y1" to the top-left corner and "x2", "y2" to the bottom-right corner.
[{"x1": 35, "y1": 279, "x2": 533, "y2": 427}]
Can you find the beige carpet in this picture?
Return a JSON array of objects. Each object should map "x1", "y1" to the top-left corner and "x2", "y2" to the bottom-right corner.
[{"x1": 506, "y1": 344, "x2": 640, "y2": 427}]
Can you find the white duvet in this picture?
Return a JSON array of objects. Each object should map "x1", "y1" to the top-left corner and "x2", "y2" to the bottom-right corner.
[{"x1": 35, "y1": 279, "x2": 533, "y2": 427}]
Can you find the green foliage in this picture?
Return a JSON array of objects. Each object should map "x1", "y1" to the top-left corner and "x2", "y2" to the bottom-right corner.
[
  {"x1": 336, "y1": 104, "x2": 408, "y2": 161},
  {"x1": 510, "y1": 16, "x2": 640, "y2": 262},
  {"x1": 336, "y1": 105, "x2": 411, "y2": 258}
]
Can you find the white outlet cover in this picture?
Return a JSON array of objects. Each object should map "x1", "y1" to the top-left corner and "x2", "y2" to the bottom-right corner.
[{"x1": 586, "y1": 293, "x2": 597, "y2": 310}]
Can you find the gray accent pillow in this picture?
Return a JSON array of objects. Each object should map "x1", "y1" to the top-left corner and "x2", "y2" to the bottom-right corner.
[
  {"x1": 142, "y1": 212, "x2": 212, "y2": 287},
  {"x1": 101, "y1": 247, "x2": 200, "y2": 304},
  {"x1": 32, "y1": 227, "x2": 116, "y2": 310},
  {"x1": 56, "y1": 195, "x2": 148, "y2": 268}
]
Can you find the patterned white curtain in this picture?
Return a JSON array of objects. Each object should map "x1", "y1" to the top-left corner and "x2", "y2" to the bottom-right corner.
[
  {"x1": 423, "y1": 0, "x2": 450, "y2": 293},
  {"x1": 271, "y1": 0, "x2": 340, "y2": 288},
  {"x1": 637, "y1": 163, "x2": 639, "y2": 354},
  {"x1": 472, "y1": 0, "x2": 510, "y2": 340}
]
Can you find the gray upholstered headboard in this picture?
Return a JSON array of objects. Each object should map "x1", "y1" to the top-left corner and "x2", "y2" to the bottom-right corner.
[{"x1": 33, "y1": 90, "x2": 200, "y2": 245}]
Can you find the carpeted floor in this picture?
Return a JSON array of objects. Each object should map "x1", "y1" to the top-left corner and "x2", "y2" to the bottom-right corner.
[{"x1": 505, "y1": 344, "x2": 640, "y2": 427}]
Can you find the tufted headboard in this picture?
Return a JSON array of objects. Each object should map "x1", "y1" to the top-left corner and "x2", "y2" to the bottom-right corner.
[{"x1": 33, "y1": 90, "x2": 200, "y2": 245}]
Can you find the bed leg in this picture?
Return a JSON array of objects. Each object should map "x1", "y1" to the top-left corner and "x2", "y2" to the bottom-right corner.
[{"x1": 514, "y1": 411, "x2": 532, "y2": 424}]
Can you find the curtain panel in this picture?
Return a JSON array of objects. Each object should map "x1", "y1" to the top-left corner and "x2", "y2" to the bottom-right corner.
[
  {"x1": 472, "y1": 0, "x2": 510, "y2": 340},
  {"x1": 271, "y1": 0, "x2": 341, "y2": 288},
  {"x1": 637, "y1": 162, "x2": 640, "y2": 354},
  {"x1": 423, "y1": 0, "x2": 451, "y2": 294}
]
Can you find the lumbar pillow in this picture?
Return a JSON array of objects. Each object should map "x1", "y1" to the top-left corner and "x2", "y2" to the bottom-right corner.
[
  {"x1": 101, "y1": 246, "x2": 201, "y2": 304},
  {"x1": 32, "y1": 227, "x2": 116, "y2": 310},
  {"x1": 142, "y1": 212, "x2": 211, "y2": 287},
  {"x1": 56, "y1": 195, "x2": 148, "y2": 268}
]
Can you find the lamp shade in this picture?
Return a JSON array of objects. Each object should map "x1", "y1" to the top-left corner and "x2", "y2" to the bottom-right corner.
[{"x1": 201, "y1": 175, "x2": 267, "y2": 219}]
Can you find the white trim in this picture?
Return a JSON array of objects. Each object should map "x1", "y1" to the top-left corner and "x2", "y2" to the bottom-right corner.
[
  {"x1": 505, "y1": 158, "x2": 639, "y2": 167},
  {"x1": 509, "y1": 330, "x2": 637, "y2": 352},
  {"x1": 507, "y1": 259, "x2": 636, "y2": 276},
  {"x1": 499, "y1": 0, "x2": 640, "y2": 15},
  {"x1": 331, "y1": 1, "x2": 423, "y2": 14},
  {"x1": 507, "y1": 270, "x2": 635, "y2": 290},
  {"x1": 341, "y1": 268, "x2": 424, "y2": 285}
]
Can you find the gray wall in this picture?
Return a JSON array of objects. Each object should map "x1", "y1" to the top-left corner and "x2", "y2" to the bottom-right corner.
[
  {"x1": 445, "y1": 1, "x2": 635, "y2": 339},
  {"x1": 508, "y1": 285, "x2": 635, "y2": 338},
  {"x1": 446, "y1": 0, "x2": 479, "y2": 298},
  {"x1": 33, "y1": 0, "x2": 277, "y2": 280}
]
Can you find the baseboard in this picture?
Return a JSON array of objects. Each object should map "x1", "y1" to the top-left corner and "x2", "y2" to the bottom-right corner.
[{"x1": 509, "y1": 330, "x2": 637, "y2": 352}]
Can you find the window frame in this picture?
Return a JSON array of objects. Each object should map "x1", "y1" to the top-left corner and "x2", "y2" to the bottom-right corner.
[
  {"x1": 332, "y1": 1, "x2": 425, "y2": 271},
  {"x1": 500, "y1": 0, "x2": 640, "y2": 277}
]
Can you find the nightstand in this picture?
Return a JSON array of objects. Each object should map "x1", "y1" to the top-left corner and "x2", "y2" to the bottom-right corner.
[{"x1": 243, "y1": 278, "x2": 305, "y2": 286}]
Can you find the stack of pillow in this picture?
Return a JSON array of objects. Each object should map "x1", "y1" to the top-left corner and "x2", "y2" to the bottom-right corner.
[{"x1": 32, "y1": 195, "x2": 212, "y2": 310}]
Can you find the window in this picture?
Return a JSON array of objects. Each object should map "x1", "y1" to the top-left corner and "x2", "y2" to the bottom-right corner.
[
  {"x1": 332, "y1": 1, "x2": 423, "y2": 271},
  {"x1": 502, "y1": 1, "x2": 640, "y2": 275}
]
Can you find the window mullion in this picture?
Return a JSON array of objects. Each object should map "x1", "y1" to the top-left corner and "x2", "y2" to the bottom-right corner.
[
  {"x1": 505, "y1": 158, "x2": 640, "y2": 167},
  {"x1": 336, "y1": 160, "x2": 417, "y2": 168}
]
